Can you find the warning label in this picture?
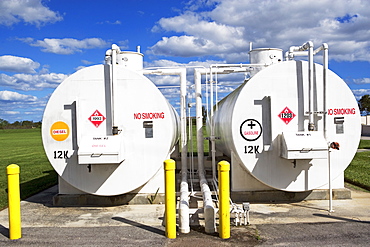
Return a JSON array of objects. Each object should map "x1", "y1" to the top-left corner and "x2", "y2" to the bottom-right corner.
[
  {"x1": 278, "y1": 107, "x2": 296, "y2": 125},
  {"x1": 134, "y1": 112, "x2": 165, "y2": 119},
  {"x1": 89, "y1": 110, "x2": 106, "y2": 128},
  {"x1": 50, "y1": 121, "x2": 70, "y2": 141},
  {"x1": 328, "y1": 108, "x2": 355, "y2": 115},
  {"x1": 240, "y1": 119, "x2": 262, "y2": 141}
]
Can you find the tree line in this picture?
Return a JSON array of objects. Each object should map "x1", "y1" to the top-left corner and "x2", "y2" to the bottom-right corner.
[
  {"x1": 358, "y1": 94, "x2": 370, "y2": 115},
  {"x1": 0, "y1": 119, "x2": 42, "y2": 129}
]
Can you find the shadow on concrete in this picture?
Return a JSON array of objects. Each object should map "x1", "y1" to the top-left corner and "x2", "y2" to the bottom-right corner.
[
  {"x1": 313, "y1": 213, "x2": 370, "y2": 224},
  {"x1": 112, "y1": 217, "x2": 165, "y2": 236},
  {"x1": 0, "y1": 224, "x2": 9, "y2": 238},
  {"x1": 290, "y1": 202, "x2": 329, "y2": 211}
]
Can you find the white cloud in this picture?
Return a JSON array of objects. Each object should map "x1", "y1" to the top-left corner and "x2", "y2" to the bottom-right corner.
[
  {"x1": 0, "y1": 90, "x2": 37, "y2": 101},
  {"x1": 0, "y1": 73, "x2": 68, "y2": 91},
  {"x1": 150, "y1": 11, "x2": 246, "y2": 58},
  {"x1": 3, "y1": 111, "x2": 20, "y2": 115},
  {"x1": 145, "y1": 58, "x2": 227, "y2": 69},
  {"x1": 75, "y1": 66, "x2": 87, "y2": 71},
  {"x1": 354, "y1": 78, "x2": 370, "y2": 84},
  {"x1": 97, "y1": 20, "x2": 121, "y2": 25},
  {"x1": 0, "y1": 0, "x2": 62, "y2": 27},
  {"x1": 145, "y1": 59, "x2": 185, "y2": 68},
  {"x1": 0, "y1": 90, "x2": 46, "y2": 122},
  {"x1": 21, "y1": 38, "x2": 109, "y2": 55},
  {"x1": 148, "y1": 75, "x2": 183, "y2": 86},
  {"x1": 150, "y1": 0, "x2": 370, "y2": 62},
  {"x1": 0, "y1": 55, "x2": 40, "y2": 73},
  {"x1": 118, "y1": 40, "x2": 129, "y2": 50},
  {"x1": 159, "y1": 87, "x2": 181, "y2": 98},
  {"x1": 81, "y1": 60, "x2": 94, "y2": 65},
  {"x1": 352, "y1": 89, "x2": 370, "y2": 100}
]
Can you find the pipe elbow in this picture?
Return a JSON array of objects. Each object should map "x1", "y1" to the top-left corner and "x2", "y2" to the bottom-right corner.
[
  {"x1": 111, "y1": 44, "x2": 121, "y2": 53},
  {"x1": 301, "y1": 41, "x2": 313, "y2": 51}
]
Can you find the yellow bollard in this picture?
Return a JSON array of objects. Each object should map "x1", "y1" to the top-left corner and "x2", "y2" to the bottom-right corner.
[
  {"x1": 164, "y1": 159, "x2": 176, "y2": 239},
  {"x1": 7, "y1": 164, "x2": 21, "y2": 240},
  {"x1": 218, "y1": 161, "x2": 230, "y2": 239}
]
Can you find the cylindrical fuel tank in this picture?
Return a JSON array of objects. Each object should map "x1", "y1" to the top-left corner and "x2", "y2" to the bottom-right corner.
[
  {"x1": 42, "y1": 63, "x2": 179, "y2": 196},
  {"x1": 213, "y1": 60, "x2": 360, "y2": 192}
]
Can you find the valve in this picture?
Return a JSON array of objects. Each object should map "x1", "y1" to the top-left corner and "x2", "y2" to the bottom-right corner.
[
  {"x1": 230, "y1": 202, "x2": 250, "y2": 226},
  {"x1": 330, "y1": 142, "x2": 340, "y2": 150}
]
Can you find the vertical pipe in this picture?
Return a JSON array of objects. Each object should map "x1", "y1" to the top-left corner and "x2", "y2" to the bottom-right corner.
[
  {"x1": 111, "y1": 46, "x2": 117, "y2": 129},
  {"x1": 209, "y1": 67, "x2": 217, "y2": 180},
  {"x1": 110, "y1": 45, "x2": 122, "y2": 135},
  {"x1": 164, "y1": 159, "x2": 176, "y2": 239},
  {"x1": 328, "y1": 150, "x2": 334, "y2": 212},
  {"x1": 323, "y1": 44, "x2": 329, "y2": 138},
  {"x1": 307, "y1": 42, "x2": 315, "y2": 131},
  {"x1": 142, "y1": 68, "x2": 190, "y2": 233},
  {"x1": 179, "y1": 68, "x2": 190, "y2": 234},
  {"x1": 7, "y1": 164, "x2": 21, "y2": 240},
  {"x1": 195, "y1": 68, "x2": 216, "y2": 233},
  {"x1": 218, "y1": 161, "x2": 230, "y2": 239},
  {"x1": 210, "y1": 67, "x2": 214, "y2": 121},
  {"x1": 195, "y1": 69, "x2": 204, "y2": 166}
]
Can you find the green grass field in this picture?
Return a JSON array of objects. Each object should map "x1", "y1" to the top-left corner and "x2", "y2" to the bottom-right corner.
[
  {"x1": 0, "y1": 129, "x2": 368, "y2": 210},
  {"x1": 358, "y1": 139, "x2": 370, "y2": 149},
  {"x1": 345, "y1": 139, "x2": 370, "y2": 191},
  {"x1": 0, "y1": 129, "x2": 57, "y2": 210}
]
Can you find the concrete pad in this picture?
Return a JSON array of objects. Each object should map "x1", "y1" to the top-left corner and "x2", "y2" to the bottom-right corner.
[
  {"x1": 248, "y1": 189, "x2": 370, "y2": 225},
  {"x1": 0, "y1": 185, "x2": 369, "y2": 246},
  {"x1": 0, "y1": 186, "x2": 165, "y2": 229}
]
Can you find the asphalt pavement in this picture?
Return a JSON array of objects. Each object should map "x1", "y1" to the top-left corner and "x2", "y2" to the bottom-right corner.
[{"x1": 0, "y1": 185, "x2": 369, "y2": 246}]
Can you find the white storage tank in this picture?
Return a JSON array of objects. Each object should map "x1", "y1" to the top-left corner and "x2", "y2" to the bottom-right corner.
[
  {"x1": 249, "y1": 48, "x2": 283, "y2": 76},
  {"x1": 249, "y1": 48, "x2": 283, "y2": 65},
  {"x1": 42, "y1": 46, "x2": 179, "y2": 196},
  {"x1": 213, "y1": 58, "x2": 360, "y2": 192}
]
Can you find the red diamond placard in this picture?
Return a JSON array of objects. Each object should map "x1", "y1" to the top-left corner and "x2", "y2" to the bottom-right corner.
[
  {"x1": 278, "y1": 107, "x2": 296, "y2": 125},
  {"x1": 89, "y1": 110, "x2": 106, "y2": 128}
]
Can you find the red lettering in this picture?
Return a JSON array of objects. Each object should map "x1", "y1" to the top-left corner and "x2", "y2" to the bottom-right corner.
[
  {"x1": 52, "y1": 129, "x2": 67, "y2": 134},
  {"x1": 327, "y1": 108, "x2": 355, "y2": 115},
  {"x1": 134, "y1": 113, "x2": 141, "y2": 119},
  {"x1": 244, "y1": 131, "x2": 259, "y2": 135},
  {"x1": 134, "y1": 112, "x2": 165, "y2": 119}
]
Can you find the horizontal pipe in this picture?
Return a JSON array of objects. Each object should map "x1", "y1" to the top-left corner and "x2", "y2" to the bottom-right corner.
[
  {"x1": 300, "y1": 41, "x2": 313, "y2": 51},
  {"x1": 313, "y1": 43, "x2": 329, "y2": 55}
]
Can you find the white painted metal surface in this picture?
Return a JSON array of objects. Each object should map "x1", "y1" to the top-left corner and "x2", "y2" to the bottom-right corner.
[
  {"x1": 249, "y1": 48, "x2": 283, "y2": 65},
  {"x1": 213, "y1": 60, "x2": 360, "y2": 192},
  {"x1": 42, "y1": 56, "x2": 179, "y2": 196},
  {"x1": 249, "y1": 48, "x2": 283, "y2": 76}
]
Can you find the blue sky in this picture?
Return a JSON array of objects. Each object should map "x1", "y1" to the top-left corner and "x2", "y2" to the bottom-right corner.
[{"x1": 1, "y1": 0, "x2": 370, "y2": 123}]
